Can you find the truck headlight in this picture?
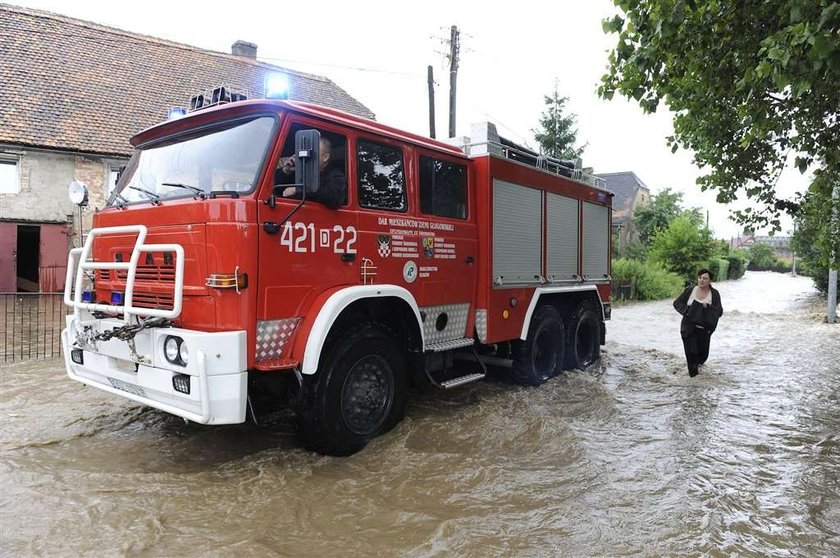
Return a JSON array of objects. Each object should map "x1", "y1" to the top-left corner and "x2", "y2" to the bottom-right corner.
[
  {"x1": 178, "y1": 341, "x2": 189, "y2": 365},
  {"x1": 164, "y1": 336, "x2": 183, "y2": 365}
]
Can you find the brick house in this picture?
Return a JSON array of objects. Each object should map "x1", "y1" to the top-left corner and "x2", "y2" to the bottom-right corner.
[
  {"x1": 0, "y1": 3, "x2": 374, "y2": 292},
  {"x1": 595, "y1": 171, "x2": 651, "y2": 255}
]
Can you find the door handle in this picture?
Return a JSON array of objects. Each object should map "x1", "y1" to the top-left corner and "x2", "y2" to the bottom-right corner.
[
  {"x1": 465, "y1": 255, "x2": 474, "y2": 264},
  {"x1": 341, "y1": 253, "x2": 356, "y2": 262},
  {"x1": 263, "y1": 222, "x2": 280, "y2": 234}
]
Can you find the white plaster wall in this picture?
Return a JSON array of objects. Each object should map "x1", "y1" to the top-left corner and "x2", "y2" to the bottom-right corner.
[
  {"x1": 0, "y1": 149, "x2": 128, "y2": 245},
  {"x1": 0, "y1": 150, "x2": 76, "y2": 223}
]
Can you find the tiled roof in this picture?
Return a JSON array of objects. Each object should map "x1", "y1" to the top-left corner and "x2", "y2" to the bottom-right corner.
[
  {"x1": 0, "y1": 3, "x2": 375, "y2": 157},
  {"x1": 595, "y1": 171, "x2": 650, "y2": 225}
]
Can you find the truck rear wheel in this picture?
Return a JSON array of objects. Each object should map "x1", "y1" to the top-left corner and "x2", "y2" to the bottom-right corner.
[
  {"x1": 565, "y1": 302, "x2": 601, "y2": 370},
  {"x1": 296, "y1": 323, "x2": 408, "y2": 456},
  {"x1": 509, "y1": 305, "x2": 565, "y2": 386}
]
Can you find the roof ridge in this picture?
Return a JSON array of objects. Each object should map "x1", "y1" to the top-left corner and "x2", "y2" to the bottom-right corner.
[
  {"x1": 0, "y1": 2, "x2": 328, "y2": 83},
  {"x1": 596, "y1": 170, "x2": 651, "y2": 190}
]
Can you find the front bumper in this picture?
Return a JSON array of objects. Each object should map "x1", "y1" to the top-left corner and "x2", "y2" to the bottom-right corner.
[{"x1": 62, "y1": 315, "x2": 247, "y2": 425}]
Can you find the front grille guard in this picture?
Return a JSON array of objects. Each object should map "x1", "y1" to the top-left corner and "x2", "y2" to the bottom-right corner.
[{"x1": 64, "y1": 225, "x2": 185, "y2": 325}]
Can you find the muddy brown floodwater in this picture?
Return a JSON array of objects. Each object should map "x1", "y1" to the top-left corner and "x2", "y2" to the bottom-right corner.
[{"x1": 1, "y1": 271, "x2": 838, "y2": 556}]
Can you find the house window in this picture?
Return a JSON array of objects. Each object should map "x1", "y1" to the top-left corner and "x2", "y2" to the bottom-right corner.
[
  {"x1": 357, "y1": 139, "x2": 406, "y2": 212},
  {"x1": 419, "y1": 156, "x2": 467, "y2": 219},
  {"x1": 0, "y1": 157, "x2": 20, "y2": 194},
  {"x1": 107, "y1": 167, "x2": 122, "y2": 197}
]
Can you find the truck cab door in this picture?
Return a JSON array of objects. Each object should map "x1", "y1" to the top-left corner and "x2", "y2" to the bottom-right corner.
[{"x1": 257, "y1": 123, "x2": 358, "y2": 324}]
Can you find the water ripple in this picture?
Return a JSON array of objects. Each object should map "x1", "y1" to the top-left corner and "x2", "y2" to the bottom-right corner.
[{"x1": 1, "y1": 272, "x2": 838, "y2": 556}]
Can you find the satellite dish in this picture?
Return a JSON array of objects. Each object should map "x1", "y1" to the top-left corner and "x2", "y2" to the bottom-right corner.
[{"x1": 68, "y1": 181, "x2": 89, "y2": 206}]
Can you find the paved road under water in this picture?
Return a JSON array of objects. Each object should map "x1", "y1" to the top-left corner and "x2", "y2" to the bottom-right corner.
[{"x1": 1, "y1": 271, "x2": 838, "y2": 556}]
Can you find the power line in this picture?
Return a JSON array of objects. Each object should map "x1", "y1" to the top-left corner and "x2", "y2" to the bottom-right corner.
[
  {"x1": 257, "y1": 56, "x2": 425, "y2": 79},
  {"x1": 480, "y1": 111, "x2": 534, "y2": 149}
]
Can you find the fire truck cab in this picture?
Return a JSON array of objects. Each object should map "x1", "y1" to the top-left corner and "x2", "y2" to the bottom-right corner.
[{"x1": 62, "y1": 99, "x2": 611, "y2": 456}]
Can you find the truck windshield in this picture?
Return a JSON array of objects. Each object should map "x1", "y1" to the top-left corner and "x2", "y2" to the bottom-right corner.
[{"x1": 109, "y1": 115, "x2": 276, "y2": 206}]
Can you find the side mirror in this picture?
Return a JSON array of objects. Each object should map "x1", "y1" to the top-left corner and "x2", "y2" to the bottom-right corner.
[{"x1": 295, "y1": 129, "x2": 320, "y2": 194}]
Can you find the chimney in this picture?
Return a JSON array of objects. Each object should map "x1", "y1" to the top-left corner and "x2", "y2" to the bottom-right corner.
[{"x1": 231, "y1": 40, "x2": 257, "y2": 59}]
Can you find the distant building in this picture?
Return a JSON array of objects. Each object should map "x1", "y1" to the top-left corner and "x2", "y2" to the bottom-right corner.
[
  {"x1": 730, "y1": 235, "x2": 793, "y2": 261},
  {"x1": 596, "y1": 171, "x2": 651, "y2": 253},
  {"x1": 0, "y1": 4, "x2": 374, "y2": 292}
]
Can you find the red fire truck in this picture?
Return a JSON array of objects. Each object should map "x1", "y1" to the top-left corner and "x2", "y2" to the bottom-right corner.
[{"x1": 62, "y1": 97, "x2": 612, "y2": 456}]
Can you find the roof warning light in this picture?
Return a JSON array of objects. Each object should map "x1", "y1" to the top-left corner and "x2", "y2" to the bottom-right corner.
[{"x1": 264, "y1": 73, "x2": 289, "y2": 100}]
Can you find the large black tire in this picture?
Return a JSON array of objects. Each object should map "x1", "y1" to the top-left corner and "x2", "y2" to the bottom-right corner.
[
  {"x1": 565, "y1": 302, "x2": 601, "y2": 370},
  {"x1": 509, "y1": 305, "x2": 565, "y2": 386},
  {"x1": 296, "y1": 323, "x2": 408, "y2": 456}
]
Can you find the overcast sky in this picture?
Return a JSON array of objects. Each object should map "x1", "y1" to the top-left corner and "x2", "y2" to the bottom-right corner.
[{"x1": 12, "y1": 0, "x2": 807, "y2": 238}]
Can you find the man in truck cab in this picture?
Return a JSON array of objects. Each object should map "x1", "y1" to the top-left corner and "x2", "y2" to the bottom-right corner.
[{"x1": 276, "y1": 134, "x2": 346, "y2": 209}]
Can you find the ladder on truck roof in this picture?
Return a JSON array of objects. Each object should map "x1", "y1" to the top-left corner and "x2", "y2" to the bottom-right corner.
[{"x1": 449, "y1": 122, "x2": 606, "y2": 190}]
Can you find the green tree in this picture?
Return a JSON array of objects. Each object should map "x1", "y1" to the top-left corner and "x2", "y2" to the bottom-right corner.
[
  {"x1": 599, "y1": 1, "x2": 840, "y2": 232},
  {"x1": 533, "y1": 84, "x2": 585, "y2": 160},
  {"x1": 648, "y1": 215, "x2": 714, "y2": 284},
  {"x1": 622, "y1": 240, "x2": 649, "y2": 261},
  {"x1": 791, "y1": 169, "x2": 840, "y2": 293},
  {"x1": 747, "y1": 243, "x2": 776, "y2": 270},
  {"x1": 633, "y1": 187, "x2": 685, "y2": 244}
]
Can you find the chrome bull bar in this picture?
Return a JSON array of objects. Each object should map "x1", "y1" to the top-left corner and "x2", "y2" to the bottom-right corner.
[{"x1": 64, "y1": 225, "x2": 185, "y2": 324}]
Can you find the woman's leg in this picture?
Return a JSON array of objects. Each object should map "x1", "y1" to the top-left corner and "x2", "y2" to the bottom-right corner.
[
  {"x1": 697, "y1": 330, "x2": 712, "y2": 365},
  {"x1": 682, "y1": 333, "x2": 699, "y2": 376}
]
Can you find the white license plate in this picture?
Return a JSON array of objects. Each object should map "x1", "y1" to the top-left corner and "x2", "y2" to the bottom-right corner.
[{"x1": 107, "y1": 377, "x2": 146, "y2": 397}]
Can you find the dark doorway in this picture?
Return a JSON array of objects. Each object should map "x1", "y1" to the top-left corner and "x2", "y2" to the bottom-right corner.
[{"x1": 16, "y1": 225, "x2": 39, "y2": 292}]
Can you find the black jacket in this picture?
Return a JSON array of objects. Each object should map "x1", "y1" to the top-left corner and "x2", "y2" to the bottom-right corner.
[
  {"x1": 673, "y1": 286, "x2": 723, "y2": 338},
  {"x1": 275, "y1": 164, "x2": 346, "y2": 210}
]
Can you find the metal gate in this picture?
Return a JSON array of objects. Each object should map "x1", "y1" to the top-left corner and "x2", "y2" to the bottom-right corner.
[{"x1": 0, "y1": 293, "x2": 65, "y2": 362}]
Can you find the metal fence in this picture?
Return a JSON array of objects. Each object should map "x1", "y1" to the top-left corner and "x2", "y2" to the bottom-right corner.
[
  {"x1": 0, "y1": 293, "x2": 66, "y2": 362},
  {"x1": 611, "y1": 278, "x2": 636, "y2": 302}
]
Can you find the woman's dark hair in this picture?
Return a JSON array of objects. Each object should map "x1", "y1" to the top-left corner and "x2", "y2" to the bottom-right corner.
[{"x1": 697, "y1": 268, "x2": 714, "y2": 280}]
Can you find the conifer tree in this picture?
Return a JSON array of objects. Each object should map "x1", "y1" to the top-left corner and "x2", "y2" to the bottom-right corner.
[{"x1": 533, "y1": 84, "x2": 585, "y2": 160}]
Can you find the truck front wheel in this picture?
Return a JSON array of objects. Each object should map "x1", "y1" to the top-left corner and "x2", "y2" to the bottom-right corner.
[
  {"x1": 509, "y1": 305, "x2": 565, "y2": 386},
  {"x1": 296, "y1": 323, "x2": 408, "y2": 456},
  {"x1": 565, "y1": 303, "x2": 601, "y2": 370}
]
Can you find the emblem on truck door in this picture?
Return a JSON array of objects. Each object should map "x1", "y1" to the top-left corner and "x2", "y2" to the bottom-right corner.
[
  {"x1": 403, "y1": 261, "x2": 418, "y2": 284},
  {"x1": 377, "y1": 235, "x2": 392, "y2": 258},
  {"x1": 423, "y1": 236, "x2": 435, "y2": 258},
  {"x1": 360, "y1": 258, "x2": 378, "y2": 285}
]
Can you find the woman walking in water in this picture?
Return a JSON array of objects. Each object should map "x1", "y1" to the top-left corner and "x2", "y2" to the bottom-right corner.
[{"x1": 673, "y1": 268, "x2": 724, "y2": 377}]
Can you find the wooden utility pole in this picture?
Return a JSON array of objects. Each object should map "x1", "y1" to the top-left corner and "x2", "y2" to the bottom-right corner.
[
  {"x1": 448, "y1": 25, "x2": 460, "y2": 139},
  {"x1": 427, "y1": 65, "x2": 436, "y2": 139}
]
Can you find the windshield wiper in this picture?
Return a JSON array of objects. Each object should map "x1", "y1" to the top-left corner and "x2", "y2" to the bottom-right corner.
[
  {"x1": 161, "y1": 182, "x2": 206, "y2": 199},
  {"x1": 111, "y1": 192, "x2": 129, "y2": 210},
  {"x1": 129, "y1": 186, "x2": 162, "y2": 205}
]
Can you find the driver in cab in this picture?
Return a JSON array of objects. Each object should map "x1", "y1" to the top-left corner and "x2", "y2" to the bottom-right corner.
[{"x1": 276, "y1": 136, "x2": 345, "y2": 210}]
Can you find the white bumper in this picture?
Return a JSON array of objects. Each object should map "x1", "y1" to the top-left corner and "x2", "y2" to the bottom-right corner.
[{"x1": 62, "y1": 316, "x2": 247, "y2": 425}]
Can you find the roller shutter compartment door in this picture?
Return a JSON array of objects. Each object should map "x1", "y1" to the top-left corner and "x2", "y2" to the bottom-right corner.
[
  {"x1": 492, "y1": 179, "x2": 542, "y2": 285},
  {"x1": 546, "y1": 193, "x2": 579, "y2": 281},
  {"x1": 582, "y1": 202, "x2": 609, "y2": 280}
]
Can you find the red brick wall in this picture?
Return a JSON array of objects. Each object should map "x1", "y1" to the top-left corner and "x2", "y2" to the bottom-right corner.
[{"x1": 74, "y1": 155, "x2": 106, "y2": 233}]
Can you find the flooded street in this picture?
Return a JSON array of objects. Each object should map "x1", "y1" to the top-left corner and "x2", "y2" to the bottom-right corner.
[{"x1": 1, "y1": 271, "x2": 838, "y2": 556}]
